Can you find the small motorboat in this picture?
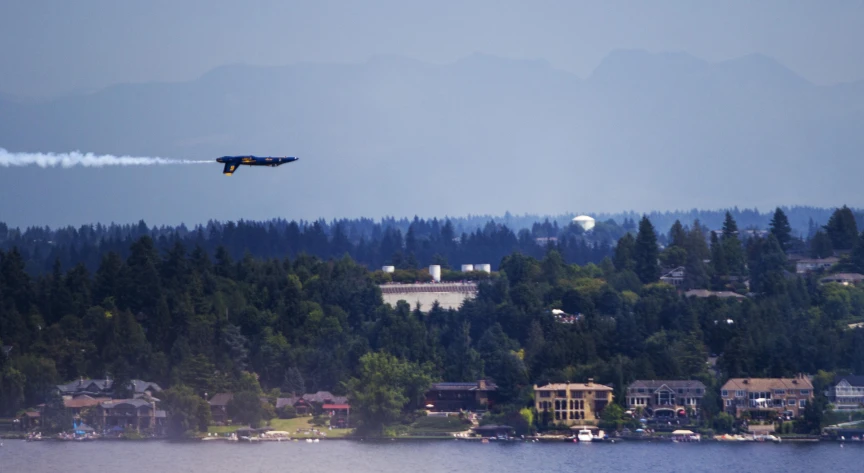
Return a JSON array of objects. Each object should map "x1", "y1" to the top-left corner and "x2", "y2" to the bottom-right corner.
[{"x1": 577, "y1": 429, "x2": 593, "y2": 442}]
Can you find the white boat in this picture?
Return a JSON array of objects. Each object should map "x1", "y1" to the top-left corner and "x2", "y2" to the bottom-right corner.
[{"x1": 577, "y1": 429, "x2": 593, "y2": 442}]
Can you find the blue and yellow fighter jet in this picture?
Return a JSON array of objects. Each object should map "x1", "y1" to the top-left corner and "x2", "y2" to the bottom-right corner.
[{"x1": 216, "y1": 155, "x2": 299, "y2": 175}]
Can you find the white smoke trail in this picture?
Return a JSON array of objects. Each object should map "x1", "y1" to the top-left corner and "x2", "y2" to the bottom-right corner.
[{"x1": 0, "y1": 148, "x2": 211, "y2": 168}]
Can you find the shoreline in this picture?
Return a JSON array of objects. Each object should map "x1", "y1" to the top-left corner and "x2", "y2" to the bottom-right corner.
[{"x1": 3, "y1": 434, "x2": 829, "y2": 444}]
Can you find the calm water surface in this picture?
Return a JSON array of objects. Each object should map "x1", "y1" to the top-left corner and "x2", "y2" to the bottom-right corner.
[{"x1": 1, "y1": 439, "x2": 862, "y2": 473}]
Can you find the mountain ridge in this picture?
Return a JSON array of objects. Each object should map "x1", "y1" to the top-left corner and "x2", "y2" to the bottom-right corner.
[{"x1": 1, "y1": 50, "x2": 862, "y2": 228}]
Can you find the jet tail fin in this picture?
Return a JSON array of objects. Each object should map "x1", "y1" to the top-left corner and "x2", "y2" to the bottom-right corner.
[{"x1": 223, "y1": 163, "x2": 237, "y2": 175}]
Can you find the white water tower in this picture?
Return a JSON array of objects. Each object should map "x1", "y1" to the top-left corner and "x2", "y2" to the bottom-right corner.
[
  {"x1": 382, "y1": 266, "x2": 395, "y2": 273},
  {"x1": 429, "y1": 265, "x2": 441, "y2": 282},
  {"x1": 461, "y1": 264, "x2": 474, "y2": 272},
  {"x1": 475, "y1": 264, "x2": 491, "y2": 273},
  {"x1": 572, "y1": 215, "x2": 595, "y2": 232}
]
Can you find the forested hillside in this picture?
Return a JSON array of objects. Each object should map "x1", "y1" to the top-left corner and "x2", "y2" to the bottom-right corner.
[
  {"x1": 1, "y1": 205, "x2": 860, "y2": 276},
  {"x1": 2, "y1": 207, "x2": 864, "y2": 433}
]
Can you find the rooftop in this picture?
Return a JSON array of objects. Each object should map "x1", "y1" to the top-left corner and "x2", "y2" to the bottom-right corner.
[
  {"x1": 821, "y1": 273, "x2": 864, "y2": 283},
  {"x1": 834, "y1": 375, "x2": 864, "y2": 387},
  {"x1": 429, "y1": 381, "x2": 498, "y2": 392},
  {"x1": 302, "y1": 391, "x2": 348, "y2": 404},
  {"x1": 721, "y1": 377, "x2": 814, "y2": 392},
  {"x1": 684, "y1": 289, "x2": 747, "y2": 299},
  {"x1": 628, "y1": 380, "x2": 707, "y2": 390},
  {"x1": 534, "y1": 381, "x2": 613, "y2": 392},
  {"x1": 64, "y1": 396, "x2": 111, "y2": 409},
  {"x1": 208, "y1": 393, "x2": 234, "y2": 407},
  {"x1": 99, "y1": 399, "x2": 156, "y2": 409},
  {"x1": 322, "y1": 404, "x2": 350, "y2": 410},
  {"x1": 379, "y1": 282, "x2": 479, "y2": 294}
]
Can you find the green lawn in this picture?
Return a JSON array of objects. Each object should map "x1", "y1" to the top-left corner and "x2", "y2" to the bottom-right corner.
[
  {"x1": 408, "y1": 415, "x2": 471, "y2": 433},
  {"x1": 208, "y1": 425, "x2": 242, "y2": 434},
  {"x1": 207, "y1": 417, "x2": 352, "y2": 438},
  {"x1": 267, "y1": 417, "x2": 353, "y2": 438}
]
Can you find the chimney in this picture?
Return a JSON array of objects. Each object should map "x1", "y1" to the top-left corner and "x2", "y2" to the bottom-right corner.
[
  {"x1": 478, "y1": 379, "x2": 486, "y2": 390},
  {"x1": 587, "y1": 378, "x2": 594, "y2": 386}
]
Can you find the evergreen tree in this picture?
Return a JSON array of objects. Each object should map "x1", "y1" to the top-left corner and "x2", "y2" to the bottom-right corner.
[
  {"x1": 721, "y1": 212, "x2": 746, "y2": 276},
  {"x1": 282, "y1": 367, "x2": 306, "y2": 396},
  {"x1": 748, "y1": 235, "x2": 788, "y2": 295},
  {"x1": 769, "y1": 207, "x2": 793, "y2": 252},
  {"x1": 668, "y1": 220, "x2": 687, "y2": 248},
  {"x1": 810, "y1": 230, "x2": 834, "y2": 259},
  {"x1": 613, "y1": 233, "x2": 636, "y2": 272},
  {"x1": 851, "y1": 232, "x2": 864, "y2": 273},
  {"x1": 634, "y1": 216, "x2": 660, "y2": 284},
  {"x1": 824, "y1": 205, "x2": 859, "y2": 250}
]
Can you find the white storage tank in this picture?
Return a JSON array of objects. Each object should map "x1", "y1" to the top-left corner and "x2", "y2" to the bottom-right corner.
[
  {"x1": 382, "y1": 266, "x2": 395, "y2": 273},
  {"x1": 572, "y1": 215, "x2": 596, "y2": 232},
  {"x1": 429, "y1": 265, "x2": 441, "y2": 282},
  {"x1": 461, "y1": 264, "x2": 474, "y2": 272},
  {"x1": 475, "y1": 264, "x2": 491, "y2": 273}
]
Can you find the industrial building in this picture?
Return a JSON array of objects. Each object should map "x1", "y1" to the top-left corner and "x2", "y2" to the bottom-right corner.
[
  {"x1": 380, "y1": 282, "x2": 478, "y2": 311},
  {"x1": 378, "y1": 263, "x2": 489, "y2": 311}
]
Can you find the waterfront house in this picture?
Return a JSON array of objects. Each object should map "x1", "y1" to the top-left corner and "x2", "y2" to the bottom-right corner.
[
  {"x1": 533, "y1": 379, "x2": 613, "y2": 426},
  {"x1": 18, "y1": 410, "x2": 41, "y2": 430},
  {"x1": 322, "y1": 403, "x2": 351, "y2": 427},
  {"x1": 424, "y1": 380, "x2": 498, "y2": 412},
  {"x1": 825, "y1": 375, "x2": 864, "y2": 410},
  {"x1": 625, "y1": 380, "x2": 706, "y2": 418},
  {"x1": 276, "y1": 396, "x2": 313, "y2": 416},
  {"x1": 720, "y1": 375, "x2": 813, "y2": 419},
  {"x1": 208, "y1": 392, "x2": 234, "y2": 425},
  {"x1": 95, "y1": 399, "x2": 166, "y2": 434}
]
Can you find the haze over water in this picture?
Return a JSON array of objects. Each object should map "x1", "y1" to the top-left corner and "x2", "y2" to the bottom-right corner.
[{"x1": 2, "y1": 441, "x2": 863, "y2": 473}]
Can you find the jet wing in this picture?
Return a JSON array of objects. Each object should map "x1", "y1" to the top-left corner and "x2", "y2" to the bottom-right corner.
[{"x1": 223, "y1": 163, "x2": 238, "y2": 175}]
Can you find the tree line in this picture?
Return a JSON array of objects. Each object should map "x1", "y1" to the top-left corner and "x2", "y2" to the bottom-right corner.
[{"x1": 1, "y1": 206, "x2": 864, "y2": 435}]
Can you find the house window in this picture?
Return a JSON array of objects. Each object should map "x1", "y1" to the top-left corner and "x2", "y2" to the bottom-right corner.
[
  {"x1": 721, "y1": 390, "x2": 729, "y2": 397},
  {"x1": 557, "y1": 390, "x2": 566, "y2": 397},
  {"x1": 570, "y1": 391, "x2": 583, "y2": 399},
  {"x1": 678, "y1": 389, "x2": 684, "y2": 394},
  {"x1": 799, "y1": 400, "x2": 807, "y2": 408},
  {"x1": 637, "y1": 388, "x2": 645, "y2": 394},
  {"x1": 774, "y1": 389, "x2": 785, "y2": 395},
  {"x1": 539, "y1": 391, "x2": 551, "y2": 398},
  {"x1": 725, "y1": 400, "x2": 732, "y2": 407},
  {"x1": 788, "y1": 399, "x2": 796, "y2": 406},
  {"x1": 736, "y1": 390, "x2": 745, "y2": 398},
  {"x1": 800, "y1": 390, "x2": 810, "y2": 396}
]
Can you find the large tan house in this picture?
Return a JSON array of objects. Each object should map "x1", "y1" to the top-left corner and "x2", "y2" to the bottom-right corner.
[
  {"x1": 534, "y1": 379, "x2": 613, "y2": 426},
  {"x1": 721, "y1": 375, "x2": 813, "y2": 419}
]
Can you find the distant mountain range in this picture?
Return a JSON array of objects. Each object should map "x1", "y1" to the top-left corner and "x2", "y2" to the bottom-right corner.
[{"x1": 1, "y1": 50, "x2": 862, "y2": 227}]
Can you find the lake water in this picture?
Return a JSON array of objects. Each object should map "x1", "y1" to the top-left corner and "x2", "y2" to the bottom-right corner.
[{"x1": 1, "y1": 439, "x2": 862, "y2": 473}]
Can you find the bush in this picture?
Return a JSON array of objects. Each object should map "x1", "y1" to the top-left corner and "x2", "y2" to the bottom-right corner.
[
  {"x1": 310, "y1": 415, "x2": 327, "y2": 427},
  {"x1": 712, "y1": 412, "x2": 735, "y2": 434},
  {"x1": 279, "y1": 405, "x2": 297, "y2": 419}
]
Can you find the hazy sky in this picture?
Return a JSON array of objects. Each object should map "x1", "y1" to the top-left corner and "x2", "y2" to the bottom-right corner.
[{"x1": 2, "y1": 0, "x2": 864, "y2": 98}]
